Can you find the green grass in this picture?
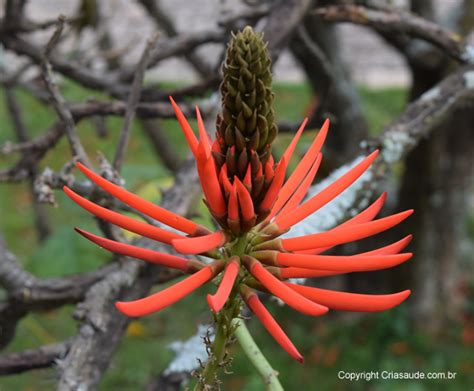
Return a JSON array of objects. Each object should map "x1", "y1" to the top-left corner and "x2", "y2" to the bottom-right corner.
[{"x1": 0, "y1": 82, "x2": 471, "y2": 391}]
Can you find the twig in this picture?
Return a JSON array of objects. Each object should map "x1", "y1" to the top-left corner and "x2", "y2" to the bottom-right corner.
[
  {"x1": 40, "y1": 17, "x2": 91, "y2": 166},
  {"x1": 119, "y1": 29, "x2": 223, "y2": 82},
  {"x1": 3, "y1": 86, "x2": 51, "y2": 241},
  {"x1": 138, "y1": 0, "x2": 213, "y2": 77},
  {"x1": 113, "y1": 33, "x2": 159, "y2": 172},
  {"x1": 0, "y1": 235, "x2": 35, "y2": 292},
  {"x1": 232, "y1": 318, "x2": 283, "y2": 391},
  {"x1": 0, "y1": 340, "x2": 71, "y2": 375},
  {"x1": 0, "y1": 34, "x2": 128, "y2": 96}
]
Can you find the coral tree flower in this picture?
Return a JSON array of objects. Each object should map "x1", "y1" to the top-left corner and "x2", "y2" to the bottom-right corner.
[{"x1": 65, "y1": 27, "x2": 413, "y2": 364}]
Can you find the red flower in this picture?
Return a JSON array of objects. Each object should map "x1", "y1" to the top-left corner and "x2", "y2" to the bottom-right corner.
[{"x1": 64, "y1": 97, "x2": 413, "y2": 363}]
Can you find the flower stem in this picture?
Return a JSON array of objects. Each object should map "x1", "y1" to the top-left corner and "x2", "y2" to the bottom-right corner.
[
  {"x1": 194, "y1": 293, "x2": 240, "y2": 390},
  {"x1": 232, "y1": 317, "x2": 284, "y2": 391}
]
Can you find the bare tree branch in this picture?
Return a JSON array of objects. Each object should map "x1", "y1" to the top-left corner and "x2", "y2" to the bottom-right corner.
[
  {"x1": 375, "y1": 64, "x2": 474, "y2": 163},
  {"x1": 3, "y1": 86, "x2": 51, "y2": 241},
  {"x1": 262, "y1": 0, "x2": 312, "y2": 60},
  {"x1": 314, "y1": 4, "x2": 474, "y2": 64},
  {"x1": 138, "y1": 0, "x2": 214, "y2": 77},
  {"x1": 41, "y1": 17, "x2": 91, "y2": 166},
  {"x1": 0, "y1": 340, "x2": 71, "y2": 376},
  {"x1": 113, "y1": 33, "x2": 159, "y2": 172}
]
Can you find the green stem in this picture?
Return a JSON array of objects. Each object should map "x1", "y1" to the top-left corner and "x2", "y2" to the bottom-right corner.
[
  {"x1": 194, "y1": 318, "x2": 227, "y2": 390},
  {"x1": 233, "y1": 318, "x2": 284, "y2": 391},
  {"x1": 194, "y1": 294, "x2": 240, "y2": 390}
]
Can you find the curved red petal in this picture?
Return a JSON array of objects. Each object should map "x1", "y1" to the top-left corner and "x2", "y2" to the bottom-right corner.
[
  {"x1": 281, "y1": 118, "x2": 308, "y2": 164},
  {"x1": 282, "y1": 210, "x2": 413, "y2": 251},
  {"x1": 116, "y1": 265, "x2": 217, "y2": 317},
  {"x1": 75, "y1": 227, "x2": 190, "y2": 271},
  {"x1": 207, "y1": 258, "x2": 240, "y2": 313},
  {"x1": 279, "y1": 267, "x2": 344, "y2": 279},
  {"x1": 76, "y1": 162, "x2": 200, "y2": 235},
  {"x1": 244, "y1": 164, "x2": 252, "y2": 189},
  {"x1": 244, "y1": 258, "x2": 328, "y2": 316},
  {"x1": 277, "y1": 153, "x2": 322, "y2": 218},
  {"x1": 244, "y1": 292, "x2": 304, "y2": 363},
  {"x1": 220, "y1": 164, "x2": 233, "y2": 196},
  {"x1": 269, "y1": 119, "x2": 329, "y2": 218},
  {"x1": 359, "y1": 234, "x2": 413, "y2": 256},
  {"x1": 169, "y1": 96, "x2": 198, "y2": 155},
  {"x1": 297, "y1": 192, "x2": 387, "y2": 255},
  {"x1": 259, "y1": 157, "x2": 288, "y2": 212},
  {"x1": 276, "y1": 150, "x2": 379, "y2": 230},
  {"x1": 63, "y1": 186, "x2": 181, "y2": 244},
  {"x1": 172, "y1": 231, "x2": 226, "y2": 254},
  {"x1": 286, "y1": 283, "x2": 411, "y2": 312},
  {"x1": 277, "y1": 252, "x2": 412, "y2": 271},
  {"x1": 196, "y1": 105, "x2": 211, "y2": 158},
  {"x1": 228, "y1": 184, "x2": 239, "y2": 221},
  {"x1": 235, "y1": 177, "x2": 255, "y2": 221},
  {"x1": 202, "y1": 158, "x2": 226, "y2": 215}
]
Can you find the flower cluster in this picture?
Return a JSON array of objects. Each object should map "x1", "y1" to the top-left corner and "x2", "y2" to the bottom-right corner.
[{"x1": 64, "y1": 27, "x2": 412, "y2": 363}]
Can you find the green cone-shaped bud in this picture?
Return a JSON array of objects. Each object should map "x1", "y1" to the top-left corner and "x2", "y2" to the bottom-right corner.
[{"x1": 216, "y1": 26, "x2": 277, "y2": 177}]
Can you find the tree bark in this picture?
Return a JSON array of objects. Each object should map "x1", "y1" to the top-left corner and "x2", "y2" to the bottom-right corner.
[
  {"x1": 393, "y1": 0, "x2": 474, "y2": 333},
  {"x1": 394, "y1": 106, "x2": 474, "y2": 333}
]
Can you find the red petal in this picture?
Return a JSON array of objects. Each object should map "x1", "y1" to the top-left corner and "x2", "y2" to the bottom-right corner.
[
  {"x1": 269, "y1": 119, "x2": 329, "y2": 219},
  {"x1": 196, "y1": 105, "x2": 211, "y2": 158},
  {"x1": 243, "y1": 291, "x2": 304, "y2": 363},
  {"x1": 264, "y1": 160, "x2": 274, "y2": 181},
  {"x1": 360, "y1": 234, "x2": 413, "y2": 255},
  {"x1": 297, "y1": 192, "x2": 387, "y2": 255},
  {"x1": 220, "y1": 164, "x2": 233, "y2": 196},
  {"x1": 202, "y1": 157, "x2": 226, "y2": 215},
  {"x1": 277, "y1": 252, "x2": 412, "y2": 271},
  {"x1": 235, "y1": 177, "x2": 255, "y2": 221},
  {"x1": 281, "y1": 118, "x2": 307, "y2": 164},
  {"x1": 169, "y1": 96, "x2": 198, "y2": 155},
  {"x1": 286, "y1": 283, "x2": 411, "y2": 312},
  {"x1": 267, "y1": 155, "x2": 274, "y2": 167},
  {"x1": 207, "y1": 258, "x2": 239, "y2": 313},
  {"x1": 244, "y1": 164, "x2": 252, "y2": 189},
  {"x1": 76, "y1": 162, "x2": 200, "y2": 235},
  {"x1": 280, "y1": 237, "x2": 412, "y2": 278},
  {"x1": 116, "y1": 264, "x2": 220, "y2": 317},
  {"x1": 277, "y1": 153, "x2": 322, "y2": 218},
  {"x1": 63, "y1": 186, "x2": 181, "y2": 244},
  {"x1": 259, "y1": 157, "x2": 288, "y2": 212},
  {"x1": 228, "y1": 183, "x2": 239, "y2": 221},
  {"x1": 279, "y1": 267, "x2": 344, "y2": 279},
  {"x1": 282, "y1": 210, "x2": 413, "y2": 251},
  {"x1": 211, "y1": 139, "x2": 221, "y2": 154},
  {"x1": 244, "y1": 257, "x2": 328, "y2": 316},
  {"x1": 75, "y1": 228, "x2": 190, "y2": 271},
  {"x1": 276, "y1": 150, "x2": 379, "y2": 230},
  {"x1": 172, "y1": 231, "x2": 226, "y2": 254}
]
